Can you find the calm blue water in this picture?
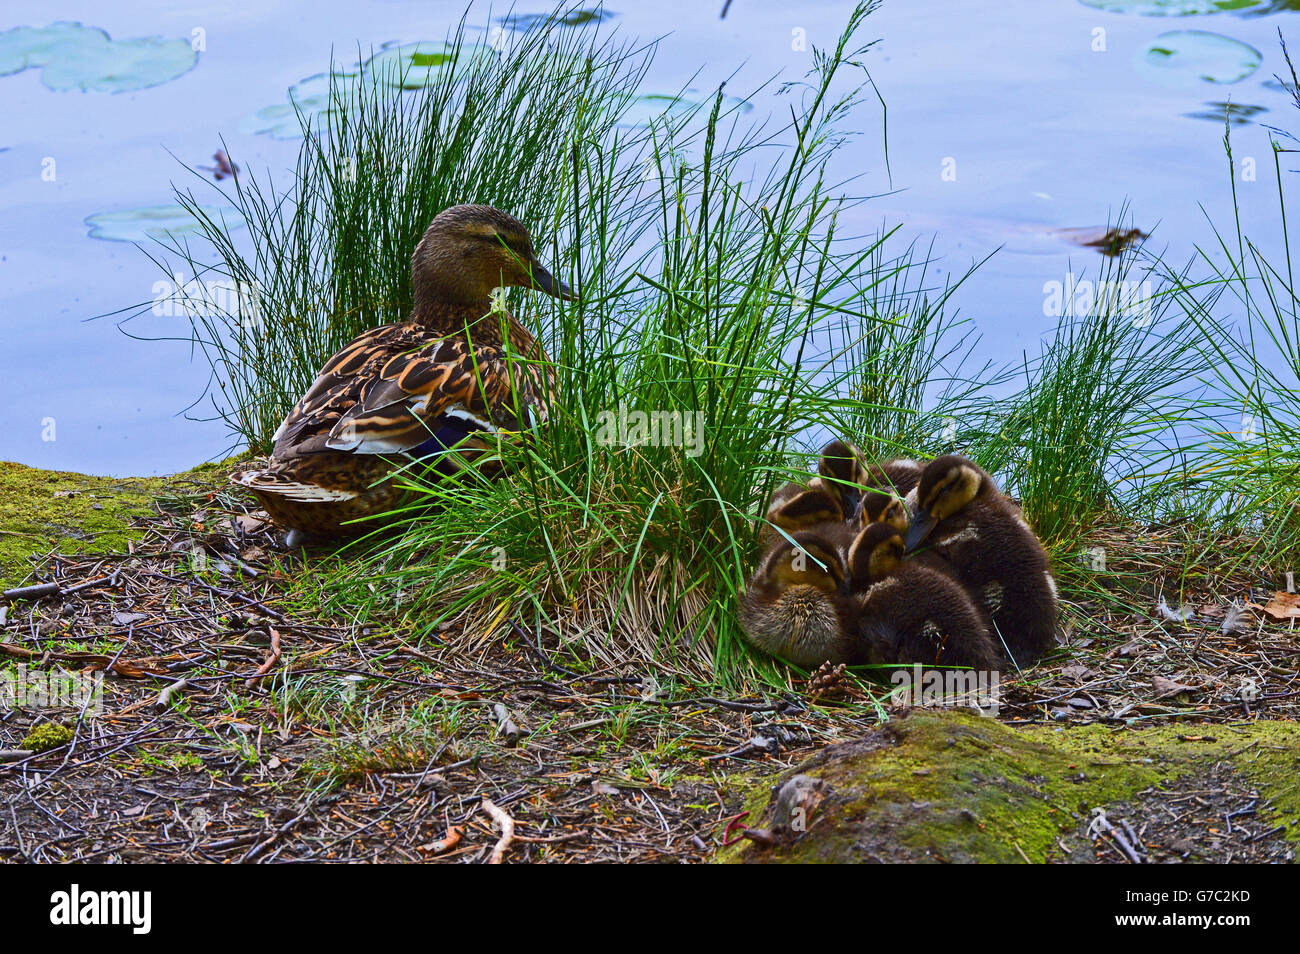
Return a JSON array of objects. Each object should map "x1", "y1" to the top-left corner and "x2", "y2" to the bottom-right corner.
[{"x1": 0, "y1": 0, "x2": 1295, "y2": 476}]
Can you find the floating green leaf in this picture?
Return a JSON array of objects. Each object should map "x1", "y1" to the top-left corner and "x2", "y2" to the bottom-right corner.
[
  {"x1": 618, "y1": 90, "x2": 753, "y2": 128},
  {"x1": 0, "y1": 22, "x2": 196, "y2": 93},
  {"x1": 1139, "y1": 30, "x2": 1261, "y2": 85},
  {"x1": 363, "y1": 42, "x2": 459, "y2": 89},
  {"x1": 499, "y1": 8, "x2": 618, "y2": 31},
  {"x1": 240, "y1": 72, "x2": 349, "y2": 139},
  {"x1": 1078, "y1": 0, "x2": 1262, "y2": 14},
  {"x1": 85, "y1": 205, "x2": 241, "y2": 244}
]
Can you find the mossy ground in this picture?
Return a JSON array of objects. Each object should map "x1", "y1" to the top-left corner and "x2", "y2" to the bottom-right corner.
[
  {"x1": 718, "y1": 709, "x2": 1300, "y2": 863},
  {"x1": 0, "y1": 459, "x2": 234, "y2": 589}
]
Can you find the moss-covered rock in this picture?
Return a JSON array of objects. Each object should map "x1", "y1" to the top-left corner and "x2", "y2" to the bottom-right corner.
[
  {"x1": 0, "y1": 459, "x2": 234, "y2": 589},
  {"x1": 718, "y1": 709, "x2": 1300, "y2": 863}
]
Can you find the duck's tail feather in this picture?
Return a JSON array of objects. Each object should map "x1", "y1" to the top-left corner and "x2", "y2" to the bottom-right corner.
[{"x1": 232, "y1": 470, "x2": 359, "y2": 502}]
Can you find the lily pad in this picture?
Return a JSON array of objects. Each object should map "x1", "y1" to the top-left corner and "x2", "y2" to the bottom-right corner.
[
  {"x1": 362, "y1": 42, "x2": 459, "y2": 89},
  {"x1": 85, "y1": 205, "x2": 241, "y2": 244},
  {"x1": 241, "y1": 72, "x2": 349, "y2": 139},
  {"x1": 1078, "y1": 0, "x2": 1262, "y2": 13},
  {"x1": 499, "y1": 8, "x2": 618, "y2": 31},
  {"x1": 0, "y1": 22, "x2": 196, "y2": 93},
  {"x1": 619, "y1": 90, "x2": 753, "y2": 128},
  {"x1": 1140, "y1": 31, "x2": 1261, "y2": 86},
  {"x1": 243, "y1": 42, "x2": 486, "y2": 139},
  {"x1": 1185, "y1": 100, "x2": 1267, "y2": 124}
]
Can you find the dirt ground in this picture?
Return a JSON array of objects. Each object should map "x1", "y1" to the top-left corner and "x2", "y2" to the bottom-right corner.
[{"x1": 2, "y1": 479, "x2": 1298, "y2": 863}]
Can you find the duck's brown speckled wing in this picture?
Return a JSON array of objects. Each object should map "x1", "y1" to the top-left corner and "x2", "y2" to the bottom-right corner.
[{"x1": 273, "y1": 322, "x2": 550, "y2": 459}]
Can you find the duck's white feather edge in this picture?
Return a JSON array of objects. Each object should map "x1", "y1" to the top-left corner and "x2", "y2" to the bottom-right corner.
[{"x1": 234, "y1": 472, "x2": 359, "y2": 502}]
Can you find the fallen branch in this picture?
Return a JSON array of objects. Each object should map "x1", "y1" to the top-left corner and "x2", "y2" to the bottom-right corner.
[
  {"x1": 155, "y1": 678, "x2": 189, "y2": 711},
  {"x1": 245, "y1": 628, "x2": 283, "y2": 689},
  {"x1": 1, "y1": 582, "x2": 60, "y2": 602},
  {"x1": 480, "y1": 797, "x2": 515, "y2": 864}
]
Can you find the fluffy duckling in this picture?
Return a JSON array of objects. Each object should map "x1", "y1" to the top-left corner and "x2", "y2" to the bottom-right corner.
[
  {"x1": 905, "y1": 455, "x2": 1058, "y2": 667},
  {"x1": 737, "y1": 530, "x2": 856, "y2": 667},
  {"x1": 846, "y1": 523, "x2": 1001, "y2": 671},
  {"x1": 758, "y1": 480, "x2": 846, "y2": 549},
  {"x1": 818, "y1": 439, "x2": 922, "y2": 521},
  {"x1": 234, "y1": 205, "x2": 573, "y2": 537}
]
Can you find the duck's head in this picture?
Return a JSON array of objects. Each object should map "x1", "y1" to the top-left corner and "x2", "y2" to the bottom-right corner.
[
  {"x1": 756, "y1": 531, "x2": 846, "y2": 595},
  {"x1": 846, "y1": 522, "x2": 904, "y2": 590},
  {"x1": 905, "y1": 455, "x2": 991, "y2": 551},
  {"x1": 857, "y1": 486, "x2": 909, "y2": 532},
  {"x1": 818, "y1": 439, "x2": 868, "y2": 492},
  {"x1": 411, "y1": 204, "x2": 574, "y2": 314},
  {"x1": 765, "y1": 484, "x2": 844, "y2": 537}
]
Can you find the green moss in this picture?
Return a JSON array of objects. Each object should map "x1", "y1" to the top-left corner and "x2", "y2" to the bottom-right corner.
[
  {"x1": 0, "y1": 458, "x2": 237, "y2": 589},
  {"x1": 718, "y1": 710, "x2": 1300, "y2": 863},
  {"x1": 20, "y1": 721, "x2": 74, "y2": 753}
]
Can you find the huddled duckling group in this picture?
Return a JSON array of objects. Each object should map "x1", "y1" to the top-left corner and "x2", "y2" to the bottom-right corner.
[{"x1": 738, "y1": 441, "x2": 1058, "y2": 672}]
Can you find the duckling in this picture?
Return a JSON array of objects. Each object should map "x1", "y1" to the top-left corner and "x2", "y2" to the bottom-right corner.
[
  {"x1": 846, "y1": 523, "x2": 1001, "y2": 671},
  {"x1": 759, "y1": 481, "x2": 846, "y2": 548},
  {"x1": 737, "y1": 530, "x2": 856, "y2": 667},
  {"x1": 904, "y1": 455, "x2": 1058, "y2": 667},
  {"x1": 816, "y1": 440, "x2": 870, "y2": 515},
  {"x1": 856, "y1": 484, "x2": 909, "y2": 533},
  {"x1": 817, "y1": 439, "x2": 922, "y2": 521},
  {"x1": 234, "y1": 205, "x2": 573, "y2": 537}
]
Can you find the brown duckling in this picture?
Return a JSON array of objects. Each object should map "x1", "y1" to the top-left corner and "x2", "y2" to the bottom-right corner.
[
  {"x1": 818, "y1": 439, "x2": 922, "y2": 521},
  {"x1": 846, "y1": 523, "x2": 1001, "y2": 671},
  {"x1": 737, "y1": 530, "x2": 856, "y2": 667},
  {"x1": 905, "y1": 455, "x2": 1058, "y2": 667},
  {"x1": 759, "y1": 480, "x2": 846, "y2": 549}
]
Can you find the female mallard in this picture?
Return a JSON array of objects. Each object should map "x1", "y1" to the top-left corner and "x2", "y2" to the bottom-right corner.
[{"x1": 235, "y1": 204, "x2": 572, "y2": 538}]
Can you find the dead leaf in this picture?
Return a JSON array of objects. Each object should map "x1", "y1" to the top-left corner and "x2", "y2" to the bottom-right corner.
[
  {"x1": 1153, "y1": 675, "x2": 1196, "y2": 699},
  {"x1": 1113, "y1": 639, "x2": 1143, "y2": 658},
  {"x1": 1060, "y1": 663, "x2": 1092, "y2": 682},
  {"x1": 1261, "y1": 591, "x2": 1300, "y2": 623},
  {"x1": 112, "y1": 611, "x2": 148, "y2": 627},
  {"x1": 234, "y1": 514, "x2": 269, "y2": 534}
]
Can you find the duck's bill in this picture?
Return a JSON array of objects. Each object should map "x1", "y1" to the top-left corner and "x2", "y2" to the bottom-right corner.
[
  {"x1": 904, "y1": 509, "x2": 936, "y2": 552},
  {"x1": 529, "y1": 261, "x2": 576, "y2": 300}
]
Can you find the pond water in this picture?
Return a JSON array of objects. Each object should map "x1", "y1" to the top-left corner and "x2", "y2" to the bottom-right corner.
[{"x1": 1, "y1": 0, "x2": 1295, "y2": 476}]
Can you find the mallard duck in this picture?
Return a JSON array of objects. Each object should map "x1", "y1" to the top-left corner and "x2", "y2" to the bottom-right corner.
[
  {"x1": 234, "y1": 205, "x2": 572, "y2": 538},
  {"x1": 846, "y1": 522, "x2": 1001, "y2": 671},
  {"x1": 904, "y1": 455, "x2": 1058, "y2": 667},
  {"x1": 737, "y1": 530, "x2": 856, "y2": 667}
]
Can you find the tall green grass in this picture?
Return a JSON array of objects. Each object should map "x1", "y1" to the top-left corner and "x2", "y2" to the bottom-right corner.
[
  {"x1": 162, "y1": 9, "x2": 660, "y2": 449},
  {"x1": 1164, "y1": 118, "x2": 1300, "y2": 552},
  {"x1": 147, "y1": 3, "x2": 1300, "y2": 683}
]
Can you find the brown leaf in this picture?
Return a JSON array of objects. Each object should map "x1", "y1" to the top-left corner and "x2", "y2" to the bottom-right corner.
[
  {"x1": 1152, "y1": 675, "x2": 1196, "y2": 699},
  {"x1": 1261, "y1": 591, "x2": 1300, "y2": 623},
  {"x1": 234, "y1": 514, "x2": 269, "y2": 534},
  {"x1": 1060, "y1": 663, "x2": 1092, "y2": 682}
]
